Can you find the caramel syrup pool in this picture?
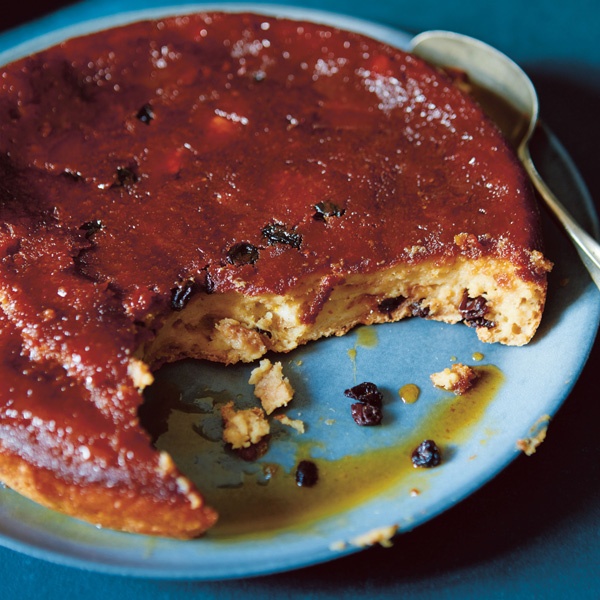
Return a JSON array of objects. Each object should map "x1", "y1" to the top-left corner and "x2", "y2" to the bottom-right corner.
[
  {"x1": 399, "y1": 383, "x2": 420, "y2": 404},
  {"x1": 145, "y1": 362, "x2": 504, "y2": 540}
]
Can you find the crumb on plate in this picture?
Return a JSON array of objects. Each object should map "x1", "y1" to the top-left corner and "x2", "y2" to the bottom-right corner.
[
  {"x1": 349, "y1": 524, "x2": 398, "y2": 548},
  {"x1": 249, "y1": 358, "x2": 294, "y2": 414},
  {"x1": 430, "y1": 363, "x2": 478, "y2": 395},
  {"x1": 516, "y1": 414, "x2": 551, "y2": 456},
  {"x1": 273, "y1": 414, "x2": 305, "y2": 434},
  {"x1": 221, "y1": 401, "x2": 270, "y2": 449}
]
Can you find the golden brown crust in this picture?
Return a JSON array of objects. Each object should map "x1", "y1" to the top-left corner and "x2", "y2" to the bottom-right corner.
[{"x1": 0, "y1": 449, "x2": 217, "y2": 538}]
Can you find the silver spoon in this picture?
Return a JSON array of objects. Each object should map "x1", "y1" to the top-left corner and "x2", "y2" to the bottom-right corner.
[{"x1": 410, "y1": 30, "x2": 600, "y2": 291}]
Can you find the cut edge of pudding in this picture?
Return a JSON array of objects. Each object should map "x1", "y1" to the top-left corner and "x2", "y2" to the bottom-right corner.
[{"x1": 141, "y1": 252, "x2": 552, "y2": 369}]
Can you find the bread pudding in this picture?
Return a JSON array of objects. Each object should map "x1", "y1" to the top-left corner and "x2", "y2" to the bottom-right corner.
[{"x1": 0, "y1": 12, "x2": 551, "y2": 537}]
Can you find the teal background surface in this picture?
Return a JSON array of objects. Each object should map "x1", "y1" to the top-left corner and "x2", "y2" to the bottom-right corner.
[{"x1": 1, "y1": 1, "x2": 599, "y2": 598}]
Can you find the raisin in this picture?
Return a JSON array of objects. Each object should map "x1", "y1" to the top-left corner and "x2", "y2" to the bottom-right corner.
[
  {"x1": 378, "y1": 296, "x2": 406, "y2": 315},
  {"x1": 411, "y1": 440, "x2": 441, "y2": 468},
  {"x1": 171, "y1": 282, "x2": 194, "y2": 310},
  {"x1": 313, "y1": 200, "x2": 345, "y2": 221},
  {"x1": 459, "y1": 290, "x2": 495, "y2": 328},
  {"x1": 112, "y1": 166, "x2": 138, "y2": 188},
  {"x1": 351, "y1": 402, "x2": 383, "y2": 426},
  {"x1": 79, "y1": 219, "x2": 103, "y2": 239},
  {"x1": 136, "y1": 103, "x2": 155, "y2": 124},
  {"x1": 203, "y1": 270, "x2": 215, "y2": 294},
  {"x1": 410, "y1": 301, "x2": 430, "y2": 318},
  {"x1": 261, "y1": 222, "x2": 302, "y2": 248},
  {"x1": 295, "y1": 460, "x2": 319, "y2": 487},
  {"x1": 226, "y1": 242, "x2": 259, "y2": 265},
  {"x1": 236, "y1": 438, "x2": 269, "y2": 462},
  {"x1": 344, "y1": 381, "x2": 383, "y2": 407}
]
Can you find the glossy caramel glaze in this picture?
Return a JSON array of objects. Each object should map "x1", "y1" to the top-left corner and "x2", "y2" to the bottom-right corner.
[{"x1": 0, "y1": 12, "x2": 546, "y2": 535}]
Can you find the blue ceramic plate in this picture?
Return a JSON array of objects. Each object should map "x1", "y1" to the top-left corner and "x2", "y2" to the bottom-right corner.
[{"x1": 0, "y1": 4, "x2": 598, "y2": 580}]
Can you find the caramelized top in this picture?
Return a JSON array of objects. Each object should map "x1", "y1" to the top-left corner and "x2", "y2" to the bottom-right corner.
[{"x1": 0, "y1": 13, "x2": 543, "y2": 491}]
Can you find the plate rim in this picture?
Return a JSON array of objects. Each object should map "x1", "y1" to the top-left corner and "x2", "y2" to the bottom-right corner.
[{"x1": 0, "y1": 3, "x2": 413, "y2": 65}]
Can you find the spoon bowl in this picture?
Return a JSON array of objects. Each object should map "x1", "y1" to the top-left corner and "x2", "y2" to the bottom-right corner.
[{"x1": 410, "y1": 30, "x2": 600, "y2": 290}]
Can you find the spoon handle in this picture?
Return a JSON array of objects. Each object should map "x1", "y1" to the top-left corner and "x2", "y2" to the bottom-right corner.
[{"x1": 518, "y1": 145, "x2": 600, "y2": 291}]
